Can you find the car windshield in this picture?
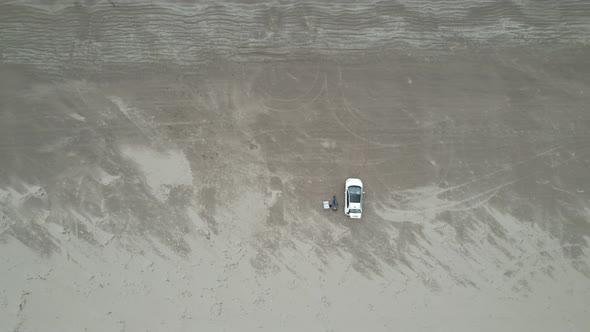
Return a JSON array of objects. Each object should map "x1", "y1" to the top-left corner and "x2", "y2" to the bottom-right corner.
[
  {"x1": 348, "y1": 186, "x2": 362, "y2": 203},
  {"x1": 350, "y1": 209, "x2": 361, "y2": 214}
]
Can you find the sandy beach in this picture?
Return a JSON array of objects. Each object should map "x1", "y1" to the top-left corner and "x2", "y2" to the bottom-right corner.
[{"x1": 1, "y1": 1, "x2": 590, "y2": 331}]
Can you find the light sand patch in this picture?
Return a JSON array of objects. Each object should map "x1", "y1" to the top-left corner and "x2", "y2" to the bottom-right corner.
[
  {"x1": 95, "y1": 168, "x2": 120, "y2": 186},
  {"x1": 120, "y1": 146, "x2": 193, "y2": 202},
  {"x1": 68, "y1": 113, "x2": 86, "y2": 122}
]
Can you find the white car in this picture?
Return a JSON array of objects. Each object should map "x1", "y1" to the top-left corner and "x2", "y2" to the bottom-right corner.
[{"x1": 345, "y1": 178, "x2": 364, "y2": 219}]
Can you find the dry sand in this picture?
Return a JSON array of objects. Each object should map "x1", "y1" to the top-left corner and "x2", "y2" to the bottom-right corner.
[{"x1": 1, "y1": 0, "x2": 590, "y2": 331}]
